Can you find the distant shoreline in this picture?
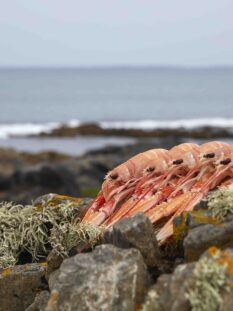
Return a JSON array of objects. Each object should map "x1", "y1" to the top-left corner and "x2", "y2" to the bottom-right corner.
[{"x1": 36, "y1": 122, "x2": 233, "y2": 140}]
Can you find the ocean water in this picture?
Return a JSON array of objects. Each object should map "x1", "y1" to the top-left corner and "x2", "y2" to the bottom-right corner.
[{"x1": 0, "y1": 67, "x2": 233, "y2": 153}]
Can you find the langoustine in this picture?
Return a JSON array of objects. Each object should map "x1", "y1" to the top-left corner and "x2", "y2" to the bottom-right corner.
[{"x1": 81, "y1": 141, "x2": 233, "y2": 246}]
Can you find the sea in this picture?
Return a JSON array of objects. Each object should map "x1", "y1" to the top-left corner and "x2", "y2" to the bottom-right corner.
[{"x1": 0, "y1": 67, "x2": 233, "y2": 155}]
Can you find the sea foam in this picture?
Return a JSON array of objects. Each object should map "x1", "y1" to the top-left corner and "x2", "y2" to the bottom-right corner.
[{"x1": 0, "y1": 118, "x2": 233, "y2": 139}]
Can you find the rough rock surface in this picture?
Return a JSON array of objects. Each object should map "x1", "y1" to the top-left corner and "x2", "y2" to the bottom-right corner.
[
  {"x1": 0, "y1": 263, "x2": 47, "y2": 311},
  {"x1": 26, "y1": 290, "x2": 50, "y2": 311},
  {"x1": 184, "y1": 219, "x2": 233, "y2": 262},
  {"x1": 46, "y1": 244, "x2": 151, "y2": 311},
  {"x1": 142, "y1": 248, "x2": 233, "y2": 311},
  {"x1": 103, "y1": 213, "x2": 160, "y2": 267}
]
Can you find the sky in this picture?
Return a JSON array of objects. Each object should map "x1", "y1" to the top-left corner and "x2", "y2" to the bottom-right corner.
[{"x1": 1, "y1": 0, "x2": 233, "y2": 67}]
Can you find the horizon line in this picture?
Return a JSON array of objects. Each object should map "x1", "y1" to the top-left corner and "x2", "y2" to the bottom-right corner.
[{"x1": 1, "y1": 64, "x2": 233, "y2": 70}]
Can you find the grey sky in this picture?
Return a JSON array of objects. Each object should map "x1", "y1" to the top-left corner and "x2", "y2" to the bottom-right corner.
[{"x1": 1, "y1": 0, "x2": 233, "y2": 66}]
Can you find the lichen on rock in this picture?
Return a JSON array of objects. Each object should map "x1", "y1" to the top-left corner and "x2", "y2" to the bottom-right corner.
[
  {"x1": 185, "y1": 250, "x2": 230, "y2": 311},
  {"x1": 206, "y1": 187, "x2": 233, "y2": 221},
  {"x1": 0, "y1": 199, "x2": 102, "y2": 269}
]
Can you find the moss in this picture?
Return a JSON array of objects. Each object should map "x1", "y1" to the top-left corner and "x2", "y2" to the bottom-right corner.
[
  {"x1": 206, "y1": 188, "x2": 233, "y2": 221},
  {"x1": 0, "y1": 200, "x2": 102, "y2": 269},
  {"x1": 185, "y1": 250, "x2": 230, "y2": 311}
]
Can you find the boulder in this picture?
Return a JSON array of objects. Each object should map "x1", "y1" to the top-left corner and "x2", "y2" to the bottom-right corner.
[
  {"x1": 46, "y1": 244, "x2": 151, "y2": 311},
  {"x1": 0, "y1": 263, "x2": 47, "y2": 311},
  {"x1": 184, "y1": 219, "x2": 233, "y2": 262},
  {"x1": 103, "y1": 213, "x2": 160, "y2": 267}
]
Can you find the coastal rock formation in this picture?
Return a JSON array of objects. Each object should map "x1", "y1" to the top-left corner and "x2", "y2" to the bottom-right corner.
[
  {"x1": 46, "y1": 244, "x2": 151, "y2": 311},
  {"x1": 0, "y1": 141, "x2": 176, "y2": 204},
  {"x1": 38, "y1": 122, "x2": 233, "y2": 139}
]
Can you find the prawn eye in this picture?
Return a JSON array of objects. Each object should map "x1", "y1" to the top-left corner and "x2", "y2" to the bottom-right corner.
[
  {"x1": 173, "y1": 159, "x2": 183, "y2": 165},
  {"x1": 110, "y1": 173, "x2": 118, "y2": 180},
  {"x1": 220, "y1": 158, "x2": 231, "y2": 165},
  {"x1": 146, "y1": 166, "x2": 155, "y2": 172},
  {"x1": 203, "y1": 152, "x2": 215, "y2": 159}
]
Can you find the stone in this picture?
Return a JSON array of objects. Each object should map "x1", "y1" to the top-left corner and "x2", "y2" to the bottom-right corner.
[
  {"x1": 103, "y1": 213, "x2": 160, "y2": 267},
  {"x1": 184, "y1": 220, "x2": 233, "y2": 262},
  {"x1": 46, "y1": 244, "x2": 151, "y2": 311},
  {"x1": 25, "y1": 290, "x2": 50, "y2": 311},
  {"x1": 0, "y1": 263, "x2": 48, "y2": 311},
  {"x1": 141, "y1": 263, "x2": 195, "y2": 311},
  {"x1": 46, "y1": 250, "x2": 64, "y2": 280}
]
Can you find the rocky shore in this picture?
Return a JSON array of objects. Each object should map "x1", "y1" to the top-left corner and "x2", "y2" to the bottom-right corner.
[
  {"x1": 1, "y1": 190, "x2": 233, "y2": 311},
  {"x1": 36, "y1": 123, "x2": 233, "y2": 139},
  {"x1": 2, "y1": 138, "x2": 233, "y2": 310},
  {"x1": 0, "y1": 138, "x2": 178, "y2": 204}
]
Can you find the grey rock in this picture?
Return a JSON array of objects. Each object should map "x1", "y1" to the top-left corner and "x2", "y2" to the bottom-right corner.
[
  {"x1": 46, "y1": 250, "x2": 64, "y2": 280},
  {"x1": 184, "y1": 220, "x2": 233, "y2": 262},
  {"x1": 141, "y1": 263, "x2": 195, "y2": 311},
  {"x1": 142, "y1": 274, "x2": 171, "y2": 311},
  {"x1": 0, "y1": 263, "x2": 47, "y2": 311},
  {"x1": 46, "y1": 244, "x2": 151, "y2": 311},
  {"x1": 103, "y1": 213, "x2": 160, "y2": 267},
  {"x1": 26, "y1": 290, "x2": 50, "y2": 311}
]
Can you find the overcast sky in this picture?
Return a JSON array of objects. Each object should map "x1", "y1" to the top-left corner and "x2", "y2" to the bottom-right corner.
[{"x1": 1, "y1": 0, "x2": 233, "y2": 67}]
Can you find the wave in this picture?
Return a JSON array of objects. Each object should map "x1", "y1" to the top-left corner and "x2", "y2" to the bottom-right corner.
[
  {"x1": 0, "y1": 118, "x2": 233, "y2": 139},
  {"x1": 100, "y1": 118, "x2": 233, "y2": 130},
  {"x1": 0, "y1": 122, "x2": 60, "y2": 139}
]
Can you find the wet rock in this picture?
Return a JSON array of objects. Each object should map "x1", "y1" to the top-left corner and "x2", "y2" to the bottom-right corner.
[
  {"x1": 103, "y1": 213, "x2": 160, "y2": 267},
  {"x1": 25, "y1": 290, "x2": 50, "y2": 311},
  {"x1": 0, "y1": 263, "x2": 47, "y2": 311},
  {"x1": 46, "y1": 244, "x2": 151, "y2": 311},
  {"x1": 184, "y1": 220, "x2": 233, "y2": 262}
]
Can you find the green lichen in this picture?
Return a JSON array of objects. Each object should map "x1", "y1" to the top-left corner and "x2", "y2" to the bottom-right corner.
[
  {"x1": 206, "y1": 187, "x2": 233, "y2": 221},
  {"x1": 185, "y1": 251, "x2": 230, "y2": 311},
  {"x1": 0, "y1": 200, "x2": 103, "y2": 269}
]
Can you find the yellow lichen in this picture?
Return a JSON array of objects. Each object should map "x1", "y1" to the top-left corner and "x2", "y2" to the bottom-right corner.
[
  {"x1": 1, "y1": 267, "x2": 12, "y2": 277},
  {"x1": 47, "y1": 290, "x2": 59, "y2": 310}
]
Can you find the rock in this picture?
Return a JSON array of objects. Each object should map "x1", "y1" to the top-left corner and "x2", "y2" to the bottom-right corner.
[
  {"x1": 142, "y1": 247, "x2": 233, "y2": 311},
  {"x1": 103, "y1": 213, "x2": 160, "y2": 268},
  {"x1": 46, "y1": 250, "x2": 64, "y2": 281},
  {"x1": 0, "y1": 263, "x2": 48, "y2": 311},
  {"x1": 2, "y1": 164, "x2": 80, "y2": 204},
  {"x1": 38, "y1": 122, "x2": 233, "y2": 139},
  {"x1": 184, "y1": 219, "x2": 233, "y2": 262},
  {"x1": 46, "y1": 244, "x2": 151, "y2": 311},
  {"x1": 142, "y1": 274, "x2": 171, "y2": 311},
  {"x1": 141, "y1": 262, "x2": 195, "y2": 311},
  {"x1": 25, "y1": 290, "x2": 50, "y2": 311}
]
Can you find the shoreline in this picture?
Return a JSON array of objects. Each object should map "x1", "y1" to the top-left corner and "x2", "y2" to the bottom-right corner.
[{"x1": 37, "y1": 122, "x2": 233, "y2": 139}]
